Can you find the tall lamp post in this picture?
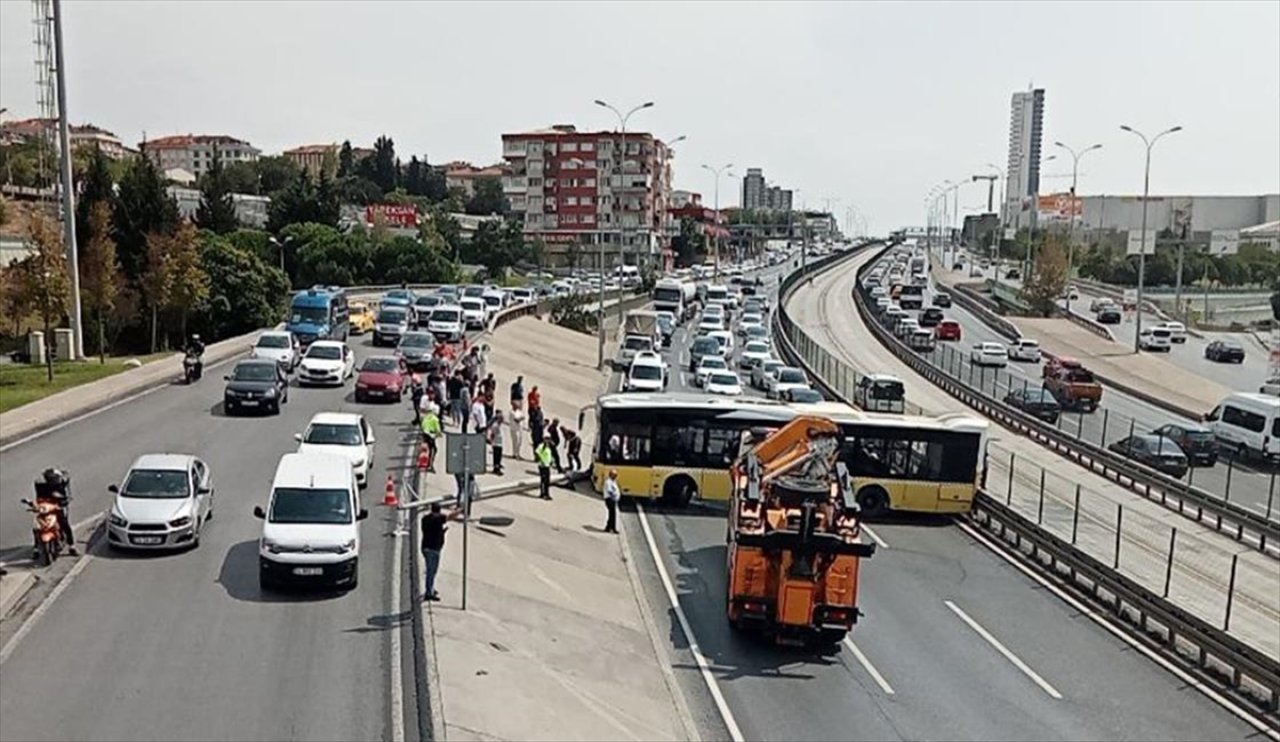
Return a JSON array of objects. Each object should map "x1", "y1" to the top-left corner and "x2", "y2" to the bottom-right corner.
[
  {"x1": 986, "y1": 163, "x2": 1006, "y2": 267},
  {"x1": 1121, "y1": 124, "x2": 1182, "y2": 353},
  {"x1": 593, "y1": 99, "x2": 653, "y2": 369},
  {"x1": 1054, "y1": 141, "x2": 1103, "y2": 311},
  {"x1": 701, "y1": 163, "x2": 733, "y2": 281}
]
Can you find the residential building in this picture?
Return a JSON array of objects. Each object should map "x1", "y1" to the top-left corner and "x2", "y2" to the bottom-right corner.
[
  {"x1": 283, "y1": 144, "x2": 338, "y2": 179},
  {"x1": 168, "y1": 186, "x2": 270, "y2": 228},
  {"x1": 741, "y1": 168, "x2": 766, "y2": 210},
  {"x1": 765, "y1": 186, "x2": 793, "y2": 212},
  {"x1": 0, "y1": 118, "x2": 133, "y2": 159},
  {"x1": 500, "y1": 124, "x2": 674, "y2": 268},
  {"x1": 1004, "y1": 87, "x2": 1046, "y2": 231},
  {"x1": 444, "y1": 161, "x2": 507, "y2": 197},
  {"x1": 141, "y1": 134, "x2": 260, "y2": 180}
]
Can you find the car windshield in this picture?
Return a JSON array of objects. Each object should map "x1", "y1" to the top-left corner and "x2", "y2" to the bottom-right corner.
[
  {"x1": 701, "y1": 358, "x2": 727, "y2": 370},
  {"x1": 430, "y1": 309, "x2": 461, "y2": 322},
  {"x1": 306, "y1": 345, "x2": 342, "y2": 360},
  {"x1": 778, "y1": 369, "x2": 806, "y2": 383},
  {"x1": 377, "y1": 310, "x2": 407, "y2": 324},
  {"x1": 692, "y1": 338, "x2": 720, "y2": 354},
  {"x1": 290, "y1": 306, "x2": 328, "y2": 324},
  {"x1": 624, "y1": 337, "x2": 652, "y2": 350},
  {"x1": 257, "y1": 335, "x2": 291, "y2": 349},
  {"x1": 1183, "y1": 430, "x2": 1214, "y2": 442},
  {"x1": 400, "y1": 333, "x2": 432, "y2": 348},
  {"x1": 747, "y1": 327, "x2": 768, "y2": 338},
  {"x1": 762, "y1": 361, "x2": 782, "y2": 374},
  {"x1": 362, "y1": 358, "x2": 400, "y2": 373},
  {"x1": 122, "y1": 469, "x2": 189, "y2": 499},
  {"x1": 745, "y1": 342, "x2": 769, "y2": 353},
  {"x1": 232, "y1": 363, "x2": 277, "y2": 382},
  {"x1": 631, "y1": 364, "x2": 662, "y2": 380},
  {"x1": 463, "y1": 286, "x2": 485, "y2": 297},
  {"x1": 484, "y1": 295, "x2": 502, "y2": 306},
  {"x1": 871, "y1": 381, "x2": 905, "y2": 399},
  {"x1": 304, "y1": 423, "x2": 363, "y2": 446},
  {"x1": 416, "y1": 296, "x2": 442, "y2": 307},
  {"x1": 269, "y1": 488, "x2": 352, "y2": 524},
  {"x1": 386, "y1": 290, "x2": 412, "y2": 301},
  {"x1": 1155, "y1": 439, "x2": 1185, "y2": 455},
  {"x1": 1029, "y1": 390, "x2": 1057, "y2": 403},
  {"x1": 1222, "y1": 340, "x2": 1242, "y2": 349},
  {"x1": 788, "y1": 389, "x2": 823, "y2": 403},
  {"x1": 462, "y1": 300, "x2": 484, "y2": 310},
  {"x1": 709, "y1": 373, "x2": 738, "y2": 386}
]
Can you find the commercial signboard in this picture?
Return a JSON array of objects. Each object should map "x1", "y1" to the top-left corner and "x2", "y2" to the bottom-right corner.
[
  {"x1": 366, "y1": 203, "x2": 419, "y2": 229},
  {"x1": 1209, "y1": 229, "x2": 1241, "y2": 256},
  {"x1": 1036, "y1": 192, "x2": 1083, "y2": 223},
  {"x1": 1126, "y1": 229, "x2": 1157, "y2": 255}
]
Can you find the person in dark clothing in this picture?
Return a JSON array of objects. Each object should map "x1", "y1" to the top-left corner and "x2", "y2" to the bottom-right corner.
[
  {"x1": 547, "y1": 418, "x2": 564, "y2": 474},
  {"x1": 528, "y1": 404, "x2": 545, "y2": 447},
  {"x1": 510, "y1": 375, "x2": 525, "y2": 410},
  {"x1": 564, "y1": 428, "x2": 583, "y2": 472},
  {"x1": 33, "y1": 468, "x2": 76, "y2": 556},
  {"x1": 446, "y1": 374, "x2": 465, "y2": 427},
  {"x1": 421, "y1": 502, "x2": 463, "y2": 602},
  {"x1": 410, "y1": 375, "x2": 425, "y2": 425}
]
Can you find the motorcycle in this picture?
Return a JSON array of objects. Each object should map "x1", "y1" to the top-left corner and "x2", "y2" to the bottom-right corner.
[
  {"x1": 183, "y1": 350, "x2": 204, "y2": 383},
  {"x1": 22, "y1": 497, "x2": 66, "y2": 566}
]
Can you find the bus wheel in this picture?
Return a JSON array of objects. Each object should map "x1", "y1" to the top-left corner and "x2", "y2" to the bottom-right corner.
[
  {"x1": 855, "y1": 486, "x2": 889, "y2": 519},
  {"x1": 662, "y1": 475, "x2": 697, "y2": 508}
]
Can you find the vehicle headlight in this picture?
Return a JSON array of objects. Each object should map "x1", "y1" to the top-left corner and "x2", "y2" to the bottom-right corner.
[
  {"x1": 263, "y1": 387, "x2": 277, "y2": 397},
  {"x1": 169, "y1": 516, "x2": 192, "y2": 528},
  {"x1": 356, "y1": 381, "x2": 369, "y2": 389},
  {"x1": 337, "y1": 539, "x2": 356, "y2": 554},
  {"x1": 261, "y1": 538, "x2": 281, "y2": 554},
  {"x1": 352, "y1": 458, "x2": 366, "y2": 469},
  {"x1": 109, "y1": 512, "x2": 128, "y2": 528}
]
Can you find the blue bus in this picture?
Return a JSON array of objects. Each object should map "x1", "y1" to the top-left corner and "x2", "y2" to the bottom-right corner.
[{"x1": 287, "y1": 286, "x2": 349, "y2": 345}]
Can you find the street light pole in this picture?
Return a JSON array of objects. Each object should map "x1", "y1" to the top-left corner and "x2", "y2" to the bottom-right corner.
[
  {"x1": 51, "y1": 0, "x2": 83, "y2": 359},
  {"x1": 594, "y1": 99, "x2": 653, "y2": 368},
  {"x1": 1054, "y1": 141, "x2": 1103, "y2": 312},
  {"x1": 701, "y1": 163, "x2": 733, "y2": 282},
  {"x1": 1121, "y1": 124, "x2": 1183, "y2": 353}
]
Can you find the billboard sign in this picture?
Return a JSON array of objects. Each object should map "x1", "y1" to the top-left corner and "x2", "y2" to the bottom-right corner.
[
  {"x1": 1126, "y1": 229, "x2": 1157, "y2": 255},
  {"x1": 366, "y1": 203, "x2": 419, "y2": 229},
  {"x1": 1036, "y1": 192, "x2": 1083, "y2": 223},
  {"x1": 1209, "y1": 229, "x2": 1240, "y2": 256}
]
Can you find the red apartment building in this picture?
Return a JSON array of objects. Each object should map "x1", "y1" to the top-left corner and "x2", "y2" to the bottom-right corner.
[{"x1": 500, "y1": 124, "x2": 674, "y2": 268}]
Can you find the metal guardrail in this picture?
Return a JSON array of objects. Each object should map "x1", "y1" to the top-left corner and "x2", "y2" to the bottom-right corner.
[{"x1": 772, "y1": 244, "x2": 1280, "y2": 718}]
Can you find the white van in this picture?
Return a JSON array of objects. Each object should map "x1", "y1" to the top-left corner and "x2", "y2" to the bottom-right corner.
[
  {"x1": 254, "y1": 452, "x2": 367, "y2": 590},
  {"x1": 1205, "y1": 393, "x2": 1280, "y2": 463},
  {"x1": 1138, "y1": 326, "x2": 1172, "y2": 352},
  {"x1": 426, "y1": 305, "x2": 465, "y2": 342}
]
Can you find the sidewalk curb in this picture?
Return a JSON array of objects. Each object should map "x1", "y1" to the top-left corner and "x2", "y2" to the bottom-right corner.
[{"x1": 0, "y1": 570, "x2": 37, "y2": 621}]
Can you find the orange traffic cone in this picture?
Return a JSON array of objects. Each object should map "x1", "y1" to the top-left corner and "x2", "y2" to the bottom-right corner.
[
  {"x1": 418, "y1": 442, "x2": 431, "y2": 472},
  {"x1": 383, "y1": 475, "x2": 399, "y2": 507}
]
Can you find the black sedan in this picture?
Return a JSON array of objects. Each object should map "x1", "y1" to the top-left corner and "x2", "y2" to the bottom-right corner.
[
  {"x1": 1151, "y1": 423, "x2": 1217, "y2": 467},
  {"x1": 1205, "y1": 339, "x2": 1245, "y2": 363},
  {"x1": 932, "y1": 293, "x2": 952, "y2": 308},
  {"x1": 1096, "y1": 308, "x2": 1122, "y2": 325},
  {"x1": 919, "y1": 307, "x2": 945, "y2": 327},
  {"x1": 1107, "y1": 434, "x2": 1189, "y2": 479},
  {"x1": 1003, "y1": 387, "x2": 1061, "y2": 424},
  {"x1": 223, "y1": 359, "x2": 289, "y2": 415}
]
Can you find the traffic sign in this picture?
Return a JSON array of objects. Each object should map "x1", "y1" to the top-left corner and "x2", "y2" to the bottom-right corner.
[{"x1": 1126, "y1": 230, "x2": 1157, "y2": 255}]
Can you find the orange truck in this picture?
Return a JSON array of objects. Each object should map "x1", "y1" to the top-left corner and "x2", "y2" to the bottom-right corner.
[
  {"x1": 1043, "y1": 356, "x2": 1103, "y2": 412},
  {"x1": 726, "y1": 416, "x2": 876, "y2": 646}
]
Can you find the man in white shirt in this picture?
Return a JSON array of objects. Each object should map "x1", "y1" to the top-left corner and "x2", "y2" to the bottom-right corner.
[
  {"x1": 470, "y1": 397, "x2": 488, "y2": 435},
  {"x1": 603, "y1": 469, "x2": 621, "y2": 534}
]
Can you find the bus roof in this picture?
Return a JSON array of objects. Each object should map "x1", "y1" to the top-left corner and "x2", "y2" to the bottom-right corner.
[{"x1": 596, "y1": 393, "x2": 988, "y2": 434}]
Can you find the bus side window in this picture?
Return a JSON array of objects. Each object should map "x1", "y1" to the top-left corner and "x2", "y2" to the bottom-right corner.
[{"x1": 603, "y1": 422, "x2": 652, "y2": 465}]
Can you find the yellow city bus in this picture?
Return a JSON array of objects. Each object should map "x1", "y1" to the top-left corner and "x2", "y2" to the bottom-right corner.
[{"x1": 592, "y1": 393, "x2": 988, "y2": 515}]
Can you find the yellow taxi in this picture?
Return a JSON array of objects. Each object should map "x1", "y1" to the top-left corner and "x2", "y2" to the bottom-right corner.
[{"x1": 349, "y1": 300, "x2": 376, "y2": 335}]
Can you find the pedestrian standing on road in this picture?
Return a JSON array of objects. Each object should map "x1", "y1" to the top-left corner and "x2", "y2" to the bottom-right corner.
[
  {"x1": 510, "y1": 375, "x2": 525, "y2": 410},
  {"x1": 508, "y1": 406, "x2": 526, "y2": 460},
  {"x1": 603, "y1": 469, "x2": 621, "y2": 534},
  {"x1": 535, "y1": 439, "x2": 554, "y2": 500},
  {"x1": 547, "y1": 418, "x2": 564, "y2": 474},
  {"x1": 482, "y1": 384, "x2": 496, "y2": 424},
  {"x1": 421, "y1": 501, "x2": 464, "y2": 602},
  {"x1": 528, "y1": 385, "x2": 542, "y2": 413},
  {"x1": 470, "y1": 394, "x2": 488, "y2": 437},
  {"x1": 410, "y1": 373, "x2": 426, "y2": 425},
  {"x1": 529, "y1": 402, "x2": 545, "y2": 447},
  {"x1": 487, "y1": 410, "x2": 506, "y2": 475},
  {"x1": 446, "y1": 373, "x2": 464, "y2": 428},
  {"x1": 564, "y1": 428, "x2": 582, "y2": 472},
  {"x1": 420, "y1": 403, "x2": 442, "y2": 472},
  {"x1": 457, "y1": 375, "x2": 473, "y2": 432}
]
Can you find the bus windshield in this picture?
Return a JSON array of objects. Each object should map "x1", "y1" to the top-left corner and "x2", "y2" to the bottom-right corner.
[{"x1": 291, "y1": 305, "x2": 329, "y2": 324}]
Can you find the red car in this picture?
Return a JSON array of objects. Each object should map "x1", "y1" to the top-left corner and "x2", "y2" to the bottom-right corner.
[
  {"x1": 355, "y1": 355, "x2": 409, "y2": 403},
  {"x1": 935, "y1": 320, "x2": 962, "y2": 341}
]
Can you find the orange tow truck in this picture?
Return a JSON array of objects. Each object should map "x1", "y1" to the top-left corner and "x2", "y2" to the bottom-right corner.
[
  {"x1": 726, "y1": 416, "x2": 876, "y2": 646},
  {"x1": 1043, "y1": 356, "x2": 1103, "y2": 412}
]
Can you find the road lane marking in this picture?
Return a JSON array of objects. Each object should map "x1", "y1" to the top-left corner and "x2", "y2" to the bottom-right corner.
[
  {"x1": 842, "y1": 638, "x2": 895, "y2": 695},
  {"x1": 956, "y1": 519, "x2": 1280, "y2": 739},
  {"x1": 0, "y1": 550, "x2": 94, "y2": 666},
  {"x1": 389, "y1": 494, "x2": 406, "y2": 742},
  {"x1": 861, "y1": 525, "x2": 889, "y2": 549},
  {"x1": 635, "y1": 502, "x2": 745, "y2": 742},
  {"x1": 945, "y1": 601, "x2": 1062, "y2": 699}
]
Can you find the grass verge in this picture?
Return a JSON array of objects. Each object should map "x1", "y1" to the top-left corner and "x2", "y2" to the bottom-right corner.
[{"x1": 0, "y1": 354, "x2": 169, "y2": 415}]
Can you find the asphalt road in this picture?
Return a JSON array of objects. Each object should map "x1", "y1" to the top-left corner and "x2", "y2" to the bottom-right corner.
[
  {"x1": 924, "y1": 258, "x2": 1275, "y2": 520},
  {"x1": 0, "y1": 328, "x2": 422, "y2": 741}
]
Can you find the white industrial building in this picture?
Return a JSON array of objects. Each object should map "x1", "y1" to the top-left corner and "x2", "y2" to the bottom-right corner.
[{"x1": 1077, "y1": 193, "x2": 1280, "y2": 246}]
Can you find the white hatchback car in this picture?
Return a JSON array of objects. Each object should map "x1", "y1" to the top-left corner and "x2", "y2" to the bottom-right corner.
[
  {"x1": 705, "y1": 371, "x2": 744, "y2": 396},
  {"x1": 970, "y1": 342, "x2": 1009, "y2": 367},
  {"x1": 768, "y1": 366, "x2": 810, "y2": 399},
  {"x1": 295, "y1": 412, "x2": 376, "y2": 487},
  {"x1": 1008, "y1": 338, "x2": 1042, "y2": 363},
  {"x1": 1156, "y1": 321, "x2": 1187, "y2": 343},
  {"x1": 698, "y1": 315, "x2": 724, "y2": 334},
  {"x1": 695, "y1": 355, "x2": 730, "y2": 387},
  {"x1": 739, "y1": 340, "x2": 772, "y2": 369},
  {"x1": 107, "y1": 453, "x2": 214, "y2": 551},
  {"x1": 251, "y1": 331, "x2": 301, "y2": 371},
  {"x1": 298, "y1": 341, "x2": 355, "y2": 386}
]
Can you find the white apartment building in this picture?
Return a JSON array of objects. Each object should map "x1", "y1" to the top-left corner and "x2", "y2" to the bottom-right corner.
[
  {"x1": 142, "y1": 134, "x2": 261, "y2": 179},
  {"x1": 1004, "y1": 88, "x2": 1045, "y2": 231}
]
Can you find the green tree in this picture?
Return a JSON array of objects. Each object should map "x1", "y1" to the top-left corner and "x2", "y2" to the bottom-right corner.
[
  {"x1": 195, "y1": 146, "x2": 239, "y2": 234},
  {"x1": 75, "y1": 145, "x2": 116, "y2": 250},
  {"x1": 1021, "y1": 233, "x2": 1069, "y2": 316},
  {"x1": 403, "y1": 156, "x2": 427, "y2": 196},
  {"x1": 80, "y1": 201, "x2": 125, "y2": 362},
  {"x1": 140, "y1": 230, "x2": 173, "y2": 352},
  {"x1": 114, "y1": 155, "x2": 180, "y2": 280},
  {"x1": 363, "y1": 135, "x2": 399, "y2": 193},
  {"x1": 255, "y1": 155, "x2": 302, "y2": 194},
  {"x1": 672, "y1": 217, "x2": 706, "y2": 267},
  {"x1": 427, "y1": 206, "x2": 464, "y2": 260},
  {"x1": 0, "y1": 261, "x2": 26, "y2": 336},
  {"x1": 268, "y1": 171, "x2": 339, "y2": 232},
  {"x1": 338, "y1": 140, "x2": 355, "y2": 177},
  {"x1": 18, "y1": 214, "x2": 71, "y2": 378},
  {"x1": 465, "y1": 177, "x2": 508, "y2": 215},
  {"x1": 334, "y1": 176, "x2": 383, "y2": 206},
  {"x1": 197, "y1": 233, "x2": 290, "y2": 339},
  {"x1": 467, "y1": 219, "x2": 528, "y2": 281},
  {"x1": 165, "y1": 221, "x2": 210, "y2": 341}
]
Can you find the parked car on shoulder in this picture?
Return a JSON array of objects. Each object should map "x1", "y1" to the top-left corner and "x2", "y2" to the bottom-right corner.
[
  {"x1": 1107, "y1": 434, "x2": 1189, "y2": 479},
  {"x1": 1205, "y1": 339, "x2": 1246, "y2": 363},
  {"x1": 1151, "y1": 423, "x2": 1217, "y2": 467}
]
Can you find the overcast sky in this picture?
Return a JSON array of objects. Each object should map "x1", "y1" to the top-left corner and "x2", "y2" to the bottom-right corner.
[{"x1": 2, "y1": 1, "x2": 1277, "y2": 231}]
